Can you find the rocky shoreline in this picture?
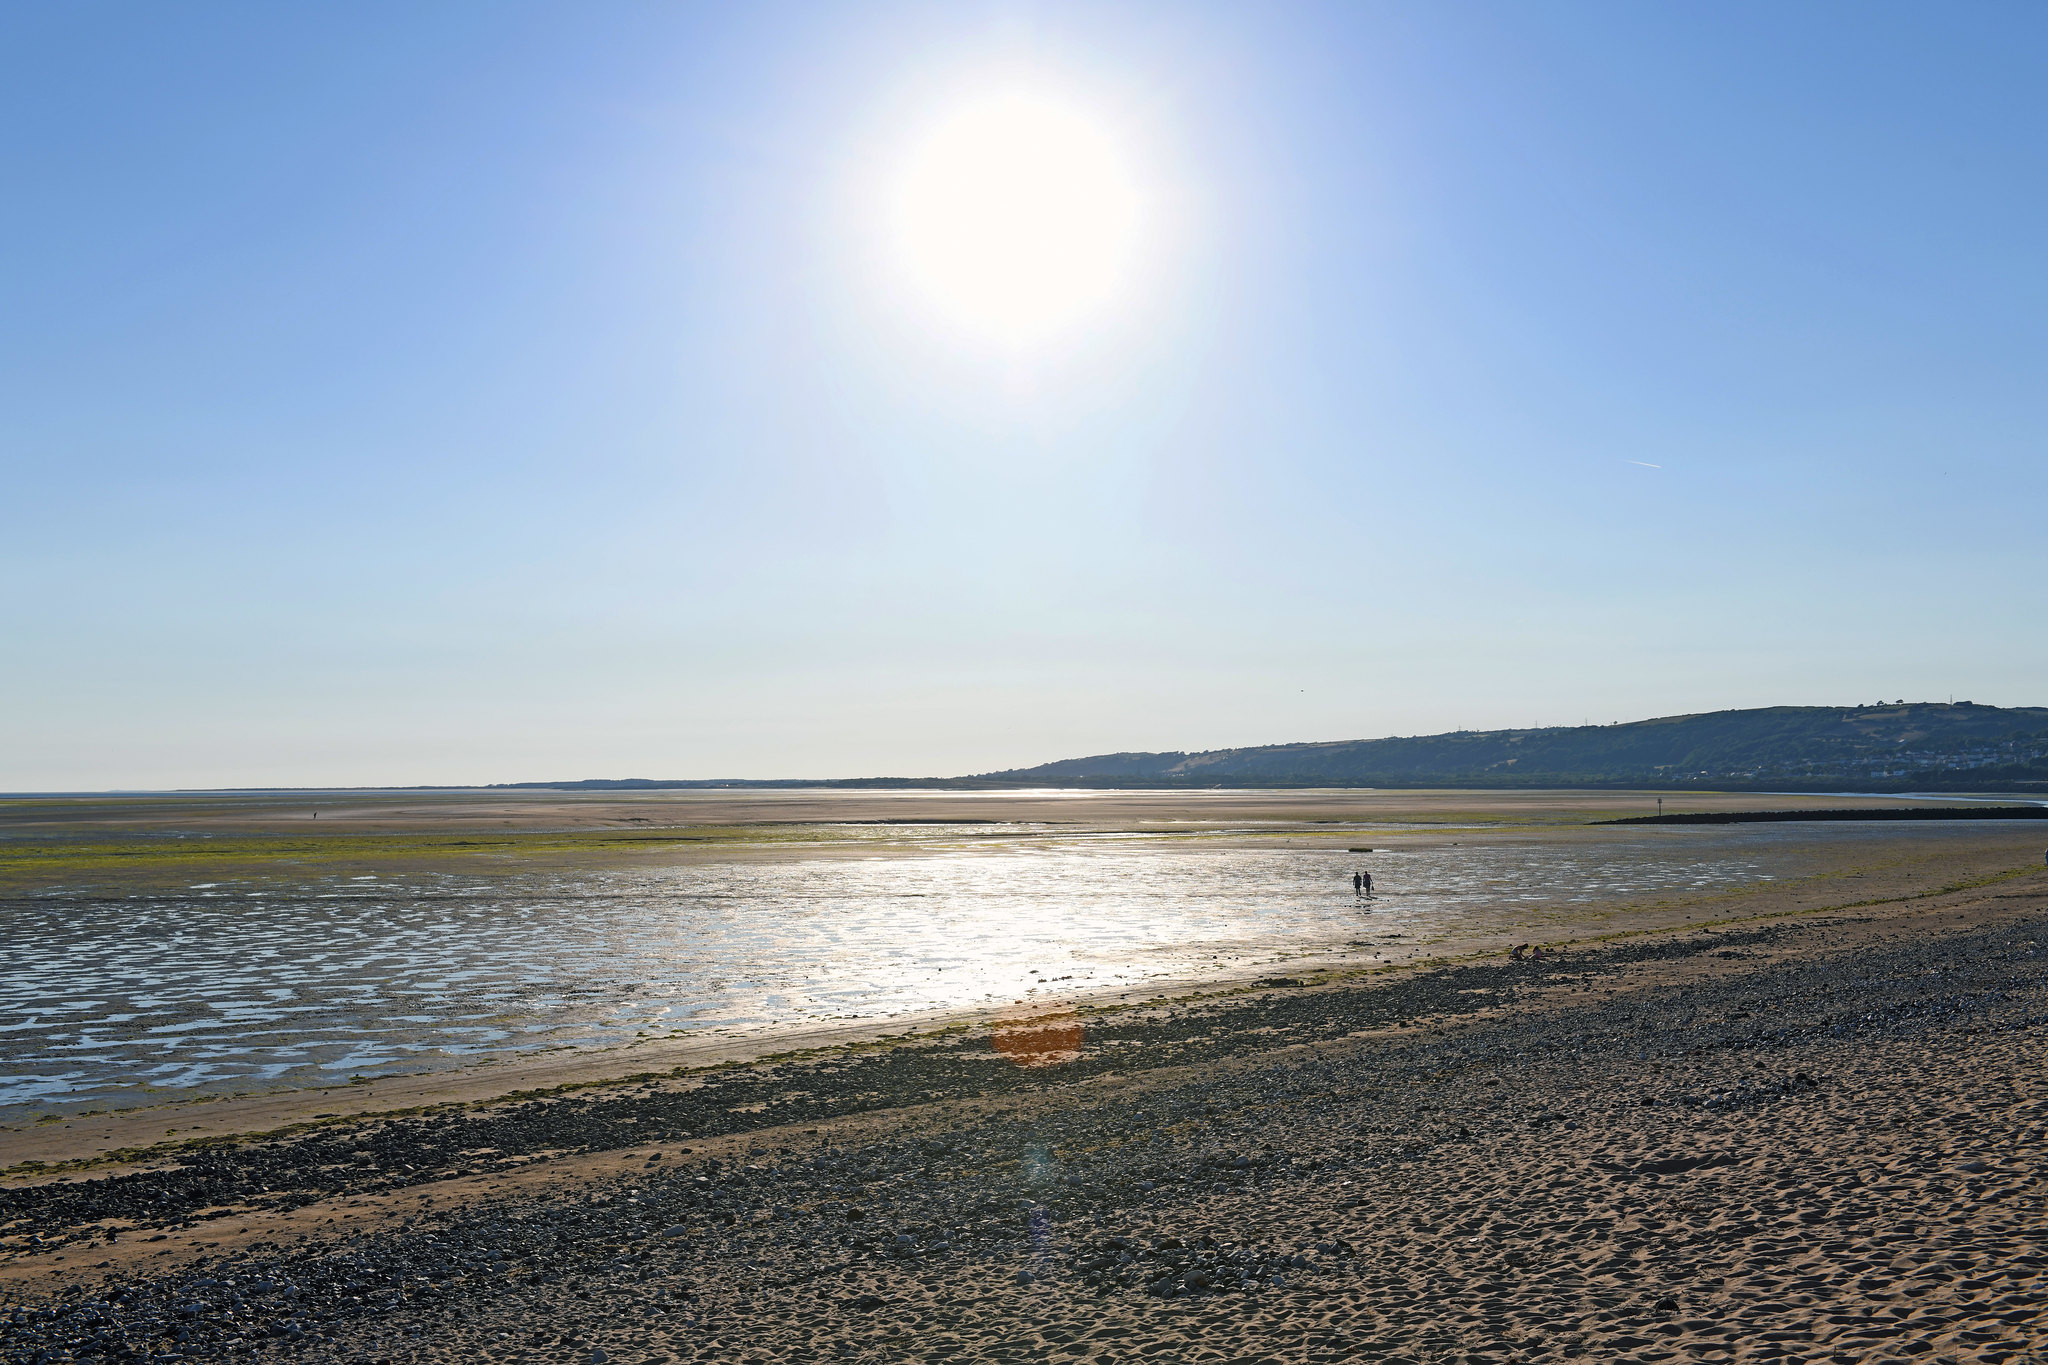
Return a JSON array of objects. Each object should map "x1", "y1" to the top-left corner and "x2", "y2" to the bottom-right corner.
[{"x1": 5, "y1": 888, "x2": 2045, "y2": 1364}]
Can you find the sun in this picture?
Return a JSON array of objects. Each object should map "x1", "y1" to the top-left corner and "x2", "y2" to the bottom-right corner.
[{"x1": 888, "y1": 89, "x2": 1141, "y2": 346}]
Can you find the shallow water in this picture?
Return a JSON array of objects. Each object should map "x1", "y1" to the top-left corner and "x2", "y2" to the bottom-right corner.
[{"x1": 0, "y1": 825, "x2": 1898, "y2": 1111}]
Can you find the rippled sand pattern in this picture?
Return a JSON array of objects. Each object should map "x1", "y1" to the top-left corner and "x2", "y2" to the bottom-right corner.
[{"x1": 0, "y1": 828, "x2": 1850, "y2": 1110}]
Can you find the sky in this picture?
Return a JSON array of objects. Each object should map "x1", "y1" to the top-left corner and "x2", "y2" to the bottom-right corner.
[{"x1": 4, "y1": 1, "x2": 2046, "y2": 789}]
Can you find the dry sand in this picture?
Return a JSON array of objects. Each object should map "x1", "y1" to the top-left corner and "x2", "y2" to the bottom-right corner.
[{"x1": 3, "y1": 830, "x2": 2044, "y2": 1364}]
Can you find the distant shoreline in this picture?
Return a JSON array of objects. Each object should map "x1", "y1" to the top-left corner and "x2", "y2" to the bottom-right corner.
[
  {"x1": 1604, "y1": 805, "x2": 2048, "y2": 825},
  {"x1": 7, "y1": 778, "x2": 2048, "y2": 799},
  {"x1": 10, "y1": 700, "x2": 2048, "y2": 796}
]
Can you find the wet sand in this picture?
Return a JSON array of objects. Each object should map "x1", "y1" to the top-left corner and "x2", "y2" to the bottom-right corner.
[
  {"x1": 0, "y1": 785, "x2": 1971, "y2": 846},
  {"x1": 4, "y1": 808, "x2": 2039, "y2": 1156},
  {"x1": 9, "y1": 788, "x2": 2038, "y2": 1121},
  {"x1": 3, "y1": 822, "x2": 2043, "y2": 1363}
]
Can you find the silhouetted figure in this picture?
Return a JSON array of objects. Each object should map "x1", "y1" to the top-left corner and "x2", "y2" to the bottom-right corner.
[
  {"x1": 1353, "y1": 872, "x2": 1362, "y2": 895},
  {"x1": 1363, "y1": 870, "x2": 1374, "y2": 897}
]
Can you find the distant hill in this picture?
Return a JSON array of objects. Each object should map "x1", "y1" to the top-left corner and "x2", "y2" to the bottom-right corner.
[{"x1": 974, "y1": 703, "x2": 2048, "y2": 791}]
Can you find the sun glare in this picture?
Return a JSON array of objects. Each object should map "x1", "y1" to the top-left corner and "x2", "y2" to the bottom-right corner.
[{"x1": 889, "y1": 90, "x2": 1141, "y2": 346}]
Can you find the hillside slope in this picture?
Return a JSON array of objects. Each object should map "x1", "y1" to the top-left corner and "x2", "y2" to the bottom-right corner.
[{"x1": 980, "y1": 703, "x2": 2048, "y2": 791}]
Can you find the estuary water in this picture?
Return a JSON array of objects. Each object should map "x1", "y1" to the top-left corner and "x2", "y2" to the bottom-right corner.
[{"x1": 0, "y1": 826, "x2": 1854, "y2": 1111}]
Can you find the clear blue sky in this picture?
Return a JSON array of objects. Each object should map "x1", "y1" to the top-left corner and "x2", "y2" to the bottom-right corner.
[{"x1": 4, "y1": 2, "x2": 2044, "y2": 789}]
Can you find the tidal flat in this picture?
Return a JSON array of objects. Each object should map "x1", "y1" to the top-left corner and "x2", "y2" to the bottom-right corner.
[{"x1": 4, "y1": 789, "x2": 2039, "y2": 1121}]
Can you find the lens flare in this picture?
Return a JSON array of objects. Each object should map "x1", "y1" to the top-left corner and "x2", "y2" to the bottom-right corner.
[{"x1": 992, "y1": 1007, "x2": 1085, "y2": 1068}]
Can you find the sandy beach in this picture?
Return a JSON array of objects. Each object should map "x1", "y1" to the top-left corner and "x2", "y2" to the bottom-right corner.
[
  {"x1": 15, "y1": 4, "x2": 2046, "y2": 1358},
  {"x1": 2, "y1": 798, "x2": 2043, "y2": 1364}
]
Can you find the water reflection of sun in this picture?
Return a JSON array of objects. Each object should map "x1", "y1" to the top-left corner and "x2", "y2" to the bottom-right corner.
[{"x1": 992, "y1": 1005, "x2": 1084, "y2": 1068}]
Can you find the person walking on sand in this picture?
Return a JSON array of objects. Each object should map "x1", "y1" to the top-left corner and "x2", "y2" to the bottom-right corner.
[
  {"x1": 1362, "y1": 870, "x2": 1374, "y2": 898},
  {"x1": 1353, "y1": 872, "x2": 1362, "y2": 896}
]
